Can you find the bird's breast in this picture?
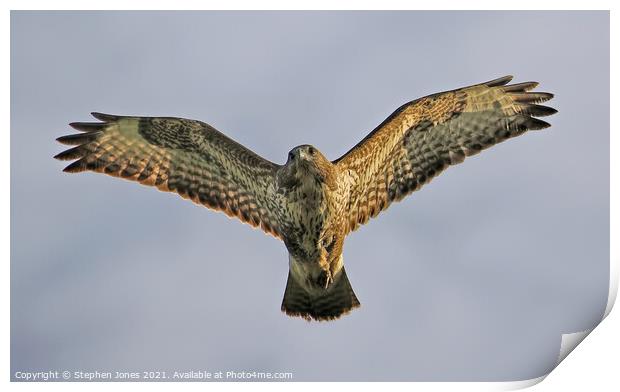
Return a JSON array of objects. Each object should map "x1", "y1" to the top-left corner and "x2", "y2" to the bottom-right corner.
[{"x1": 282, "y1": 179, "x2": 338, "y2": 255}]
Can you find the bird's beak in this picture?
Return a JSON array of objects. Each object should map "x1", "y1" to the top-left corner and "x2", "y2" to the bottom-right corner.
[{"x1": 298, "y1": 150, "x2": 309, "y2": 161}]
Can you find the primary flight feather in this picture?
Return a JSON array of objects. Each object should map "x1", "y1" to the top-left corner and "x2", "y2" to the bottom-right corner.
[{"x1": 55, "y1": 75, "x2": 556, "y2": 321}]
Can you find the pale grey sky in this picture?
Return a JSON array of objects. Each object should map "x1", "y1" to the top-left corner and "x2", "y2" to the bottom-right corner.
[{"x1": 11, "y1": 11, "x2": 609, "y2": 381}]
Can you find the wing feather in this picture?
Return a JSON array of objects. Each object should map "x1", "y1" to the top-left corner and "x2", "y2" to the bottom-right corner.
[
  {"x1": 335, "y1": 76, "x2": 557, "y2": 233},
  {"x1": 55, "y1": 113, "x2": 284, "y2": 239}
]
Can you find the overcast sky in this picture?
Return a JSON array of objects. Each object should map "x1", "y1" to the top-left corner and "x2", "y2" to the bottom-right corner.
[{"x1": 11, "y1": 11, "x2": 609, "y2": 381}]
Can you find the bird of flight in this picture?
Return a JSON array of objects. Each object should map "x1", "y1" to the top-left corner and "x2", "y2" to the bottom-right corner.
[{"x1": 55, "y1": 75, "x2": 556, "y2": 321}]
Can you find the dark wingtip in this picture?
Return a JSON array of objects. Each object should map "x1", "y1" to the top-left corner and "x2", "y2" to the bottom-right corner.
[
  {"x1": 526, "y1": 117, "x2": 552, "y2": 130},
  {"x1": 512, "y1": 92, "x2": 554, "y2": 104},
  {"x1": 525, "y1": 104, "x2": 558, "y2": 117},
  {"x1": 62, "y1": 160, "x2": 87, "y2": 173},
  {"x1": 503, "y1": 81, "x2": 539, "y2": 92},
  {"x1": 485, "y1": 75, "x2": 514, "y2": 87},
  {"x1": 91, "y1": 112, "x2": 119, "y2": 122},
  {"x1": 69, "y1": 122, "x2": 106, "y2": 132},
  {"x1": 56, "y1": 132, "x2": 99, "y2": 146},
  {"x1": 54, "y1": 146, "x2": 84, "y2": 161}
]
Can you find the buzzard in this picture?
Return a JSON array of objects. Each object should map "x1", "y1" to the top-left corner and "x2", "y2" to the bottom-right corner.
[{"x1": 55, "y1": 75, "x2": 556, "y2": 321}]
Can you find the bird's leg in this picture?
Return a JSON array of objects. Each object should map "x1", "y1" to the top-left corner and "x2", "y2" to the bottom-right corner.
[
  {"x1": 324, "y1": 270, "x2": 333, "y2": 289},
  {"x1": 318, "y1": 246, "x2": 329, "y2": 271},
  {"x1": 317, "y1": 246, "x2": 334, "y2": 289},
  {"x1": 319, "y1": 233, "x2": 343, "y2": 289}
]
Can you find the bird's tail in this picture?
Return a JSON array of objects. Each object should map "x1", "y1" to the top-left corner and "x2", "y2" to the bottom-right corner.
[{"x1": 281, "y1": 267, "x2": 360, "y2": 321}]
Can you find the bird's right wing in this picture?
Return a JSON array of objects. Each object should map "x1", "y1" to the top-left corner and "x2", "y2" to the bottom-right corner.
[{"x1": 55, "y1": 113, "x2": 285, "y2": 239}]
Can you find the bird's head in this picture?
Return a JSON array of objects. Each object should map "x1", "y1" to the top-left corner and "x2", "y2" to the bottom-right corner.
[
  {"x1": 277, "y1": 145, "x2": 336, "y2": 191},
  {"x1": 286, "y1": 144, "x2": 328, "y2": 169}
]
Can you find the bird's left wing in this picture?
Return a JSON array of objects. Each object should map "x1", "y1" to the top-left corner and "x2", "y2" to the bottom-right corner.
[
  {"x1": 334, "y1": 75, "x2": 556, "y2": 234},
  {"x1": 55, "y1": 113, "x2": 284, "y2": 239}
]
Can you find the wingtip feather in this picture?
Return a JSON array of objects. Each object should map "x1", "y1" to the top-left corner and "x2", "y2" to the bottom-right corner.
[
  {"x1": 69, "y1": 122, "x2": 106, "y2": 132},
  {"x1": 503, "y1": 81, "x2": 540, "y2": 92},
  {"x1": 56, "y1": 132, "x2": 99, "y2": 146},
  {"x1": 485, "y1": 75, "x2": 514, "y2": 87},
  {"x1": 62, "y1": 160, "x2": 87, "y2": 173},
  {"x1": 54, "y1": 146, "x2": 85, "y2": 161},
  {"x1": 512, "y1": 92, "x2": 554, "y2": 104},
  {"x1": 519, "y1": 104, "x2": 558, "y2": 117},
  {"x1": 91, "y1": 112, "x2": 119, "y2": 122},
  {"x1": 525, "y1": 117, "x2": 552, "y2": 130}
]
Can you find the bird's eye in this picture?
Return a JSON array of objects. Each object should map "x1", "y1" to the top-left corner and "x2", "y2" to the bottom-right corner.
[
  {"x1": 288, "y1": 152, "x2": 295, "y2": 161},
  {"x1": 308, "y1": 146, "x2": 315, "y2": 155}
]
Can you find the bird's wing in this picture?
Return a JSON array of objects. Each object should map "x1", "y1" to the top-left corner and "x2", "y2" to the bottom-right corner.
[
  {"x1": 55, "y1": 113, "x2": 284, "y2": 239},
  {"x1": 334, "y1": 75, "x2": 556, "y2": 234}
]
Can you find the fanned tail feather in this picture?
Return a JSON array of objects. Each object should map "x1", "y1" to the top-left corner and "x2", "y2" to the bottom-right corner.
[{"x1": 281, "y1": 267, "x2": 360, "y2": 321}]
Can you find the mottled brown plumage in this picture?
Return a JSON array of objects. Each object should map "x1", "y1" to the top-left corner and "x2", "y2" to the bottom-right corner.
[{"x1": 55, "y1": 75, "x2": 556, "y2": 321}]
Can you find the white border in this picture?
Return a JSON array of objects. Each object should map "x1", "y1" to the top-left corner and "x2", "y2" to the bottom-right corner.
[{"x1": 4, "y1": 1, "x2": 617, "y2": 391}]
